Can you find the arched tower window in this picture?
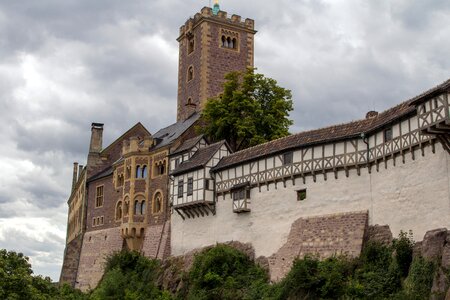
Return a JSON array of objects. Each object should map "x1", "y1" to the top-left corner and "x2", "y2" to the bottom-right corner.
[
  {"x1": 135, "y1": 165, "x2": 141, "y2": 178},
  {"x1": 141, "y1": 165, "x2": 147, "y2": 178},
  {"x1": 134, "y1": 200, "x2": 139, "y2": 215},
  {"x1": 140, "y1": 201, "x2": 146, "y2": 215},
  {"x1": 232, "y1": 38, "x2": 237, "y2": 49},
  {"x1": 187, "y1": 66, "x2": 194, "y2": 82}
]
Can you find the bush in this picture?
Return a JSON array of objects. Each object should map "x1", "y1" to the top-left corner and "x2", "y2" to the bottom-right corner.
[
  {"x1": 92, "y1": 250, "x2": 170, "y2": 300},
  {"x1": 275, "y1": 255, "x2": 355, "y2": 300},
  {"x1": 403, "y1": 256, "x2": 436, "y2": 299},
  {"x1": 393, "y1": 231, "x2": 414, "y2": 277},
  {"x1": 181, "y1": 244, "x2": 269, "y2": 300}
]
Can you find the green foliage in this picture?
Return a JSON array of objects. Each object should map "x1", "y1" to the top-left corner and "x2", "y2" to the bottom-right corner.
[
  {"x1": 0, "y1": 249, "x2": 86, "y2": 300},
  {"x1": 92, "y1": 250, "x2": 169, "y2": 300},
  {"x1": 403, "y1": 256, "x2": 436, "y2": 299},
  {"x1": 274, "y1": 255, "x2": 355, "y2": 300},
  {"x1": 200, "y1": 68, "x2": 293, "y2": 151},
  {"x1": 181, "y1": 244, "x2": 269, "y2": 300},
  {"x1": 393, "y1": 230, "x2": 415, "y2": 277},
  {"x1": 349, "y1": 242, "x2": 402, "y2": 299}
]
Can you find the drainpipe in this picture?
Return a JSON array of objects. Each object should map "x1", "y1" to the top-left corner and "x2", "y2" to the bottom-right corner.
[{"x1": 360, "y1": 132, "x2": 370, "y2": 166}]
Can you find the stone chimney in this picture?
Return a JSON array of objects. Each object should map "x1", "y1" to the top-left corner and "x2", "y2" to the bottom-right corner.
[
  {"x1": 366, "y1": 111, "x2": 379, "y2": 119},
  {"x1": 89, "y1": 123, "x2": 104, "y2": 153},
  {"x1": 72, "y1": 162, "x2": 79, "y2": 192},
  {"x1": 87, "y1": 123, "x2": 104, "y2": 175},
  {"x1": 78, "y1": 165, "x2": 83, "y2": 178}
]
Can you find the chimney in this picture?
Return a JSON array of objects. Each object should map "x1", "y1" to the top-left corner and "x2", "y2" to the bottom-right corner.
[
  {"x1": 365, "y1": 111, "x2": 379, "y2": 119},
  {"x1": 78, "y1": 165, "x2": 83, "y2": 179},
  {"x1": 72, "y1": 162, "x2": 79, "y2": 192},
  {"x1": 89, "y1": 123, "x2": 104, "y2": 153}
]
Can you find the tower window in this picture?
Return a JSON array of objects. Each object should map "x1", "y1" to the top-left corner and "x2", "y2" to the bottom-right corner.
[
  {"x1": 221, "y1": 32, "x2": 239, "y2": 50},
  {"x1": 141, "y1": 165, "x2": 147, "y2": 178},
  {"x1": 153, "y1": 192, "x2": 163, "y2": 213},
  {"x1": 188, "y1": 37, "x2": 195, "y2": 54},
  {"x1": 135, "y1": 165, "x2": 141, "y2": 178},
  {"x1": 187, "y1": 66, "x2": 194, "y2": 82}
]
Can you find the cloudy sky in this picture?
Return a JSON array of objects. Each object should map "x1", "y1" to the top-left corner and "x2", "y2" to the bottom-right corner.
[{"x1": 0, "y1": 0, "x2": 448, "y2": 281}]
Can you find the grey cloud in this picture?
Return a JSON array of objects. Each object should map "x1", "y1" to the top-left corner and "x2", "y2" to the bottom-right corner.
[{"x1": 0, "y1": 0, "x2": 448, "y2": 281}]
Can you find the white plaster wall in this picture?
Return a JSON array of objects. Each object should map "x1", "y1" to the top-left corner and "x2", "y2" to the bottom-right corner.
[{"x1": 171, "y1": 144, "x2": 450, "y2": 258}]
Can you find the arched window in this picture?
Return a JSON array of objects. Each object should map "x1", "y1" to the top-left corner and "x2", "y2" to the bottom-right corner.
[
  {"x1": 153, "y1": 192, "x2": 163, "y2": 213},
  {"x1": 135, "y1": 165, "x2": 141, "y2": 178},
  {"x1": 141, "y1": 165, "x2": 147, "y2": 178},
  {"x1": 229, "y1": 38, "x2": 234, "y2": 49},
  {"x1": 134, "y1": 200, "x2": 139, "y2": 215},
  {"x1": 232, "y1": 38, "x2": 237, "y2": 49},
  {"x1": 222, "y1": 35, "x2": 226, "y2": 47},
  {"x1": 116, "y1": 201, "x2": 122, "y2": 220},
  {"x1": 187, "y1": 66, "x2": 194, "y2": 82},
  {"x1": 140, "y1": 201, "x2": 146, "y2": 215}
]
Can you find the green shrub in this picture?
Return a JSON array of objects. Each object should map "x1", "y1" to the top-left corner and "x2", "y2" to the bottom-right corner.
[
  {"x1": 181, "y1": 244, "x2": 269, "y2": 300},
  {"x1": 275, "y1": 255, "x2": 355, "y2": 300},
  {"x1": 403, "y1": 256, "x2": 436, "y2": 299},
  {"x1": 393, "y1": 231, "x2": 414, "y2": 277},
  {"x1": 92, "y1": 250, "x2": 170, "y2": 300}
]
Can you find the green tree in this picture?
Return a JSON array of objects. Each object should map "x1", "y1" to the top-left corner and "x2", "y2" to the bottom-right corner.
[{"x1": 200, "y1": 68, "x2": 293, "y2": 152}]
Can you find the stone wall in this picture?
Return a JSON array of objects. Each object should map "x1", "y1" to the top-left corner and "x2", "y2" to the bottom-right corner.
[
  {"x1": 75, "y1": 228, "x2": 123, "y2": 292},
  {"x1": 59, "y1": 234, "x2": 83, "y2": 285},
  {"x1": 268, "y1": 211, "x2": 368, "y2": 282},
  {"x1": 142, "y1": 221, "x2": 171, "y2": 260}
]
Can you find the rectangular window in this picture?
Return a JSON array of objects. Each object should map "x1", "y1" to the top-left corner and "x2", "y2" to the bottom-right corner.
[
  {"x1": 187, "y1": 178, "x2": 194, "y2": 196},
  {"x1": 283, "y1": 152, "x2": 293, "y2": 165},
  {"x1": 175, "y1": 158, "x2": 181, "y2": 169},
  {"x1": 187, "y1": 178, "x2": 193, "y2": 196},
  {"x1": 384, "y1": 128, "x2": 393, "y2": 142},
  {"x1": 233, "y1": 188, "x2": 250, "y2": 200},
  {"x1": 205, "y1": 179, "x2": 210, "y2": 190},
  {"x1": 297, "y1": 189, "x2": 307, "y2": 201},
  {"x1": 178, "y1": 180, "x2": 184, "y2": 198},
  {"x1": 95, "y1": 186, "x2": 104, "y2": 208}
]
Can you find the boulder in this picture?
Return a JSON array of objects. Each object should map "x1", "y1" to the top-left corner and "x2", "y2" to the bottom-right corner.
[
  {"x1": 422, "y1": 228, "x2": 448, "y2": 260},
  {"x1": 366, "y1": 225, "x2": 393, "y2": 245}
]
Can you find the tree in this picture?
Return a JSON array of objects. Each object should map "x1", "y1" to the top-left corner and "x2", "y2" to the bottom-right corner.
[{"x1": 200, "y1": 68, "x2": 293, "y2": 152}]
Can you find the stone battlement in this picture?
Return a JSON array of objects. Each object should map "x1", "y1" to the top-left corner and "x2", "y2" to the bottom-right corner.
[{"x1": 178, "y1": 7, "x2": 255, "y2": 39}]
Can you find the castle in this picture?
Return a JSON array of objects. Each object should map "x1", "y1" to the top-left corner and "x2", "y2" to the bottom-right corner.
[{"x1": 60, "y1": 5, "x2": 450, "y2": 290}]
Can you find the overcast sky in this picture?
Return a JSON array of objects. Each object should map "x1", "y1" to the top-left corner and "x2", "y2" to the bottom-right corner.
[{"x1": 0, "y1": 0, "x2": 448, "y2": 281}]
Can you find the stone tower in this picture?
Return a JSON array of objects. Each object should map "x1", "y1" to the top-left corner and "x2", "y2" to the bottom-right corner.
[{"x1": 176, "y1": 5, "x2": 256, "y2": 121}]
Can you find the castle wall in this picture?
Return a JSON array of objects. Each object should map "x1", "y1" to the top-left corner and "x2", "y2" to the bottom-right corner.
[
  {"x1": 86, "y1": 175, "x2": 119, "y2": 232},
  {"x1": 75, "y1": 228, "x2": 123, "y2": 292},
  {"x1": 171, "y1": 144, "x2": 450, "y2": 259}
]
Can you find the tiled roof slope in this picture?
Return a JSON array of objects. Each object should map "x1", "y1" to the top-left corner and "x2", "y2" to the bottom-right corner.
[
  {"x1": 87, "y1": 166, "x2": 113, "y2": 182},
  {"x1": 171, "y1": 135, "x2": 204, "y2": 156},
  {"x1": 213, "y1": 78, "x2": 450, "y2": 171},
  {"x1": 171, "y1": 141, "x2": 226, "y2": 176},
  {"x1": 152, "y1": 113, "x2": 200, "y2": 150},
  {"x1": 409, "y1": 78, "x2": 450, "y2": 105}
]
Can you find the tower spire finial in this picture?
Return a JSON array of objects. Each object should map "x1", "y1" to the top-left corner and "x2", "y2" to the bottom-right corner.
[{"x1": 212, "y1": 0, "x2": 220, "y2": 15}]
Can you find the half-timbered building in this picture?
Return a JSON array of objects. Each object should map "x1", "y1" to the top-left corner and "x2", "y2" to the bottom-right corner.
[{"x1": 169, "y1": 80, "x2": 450, "y2": 281}]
